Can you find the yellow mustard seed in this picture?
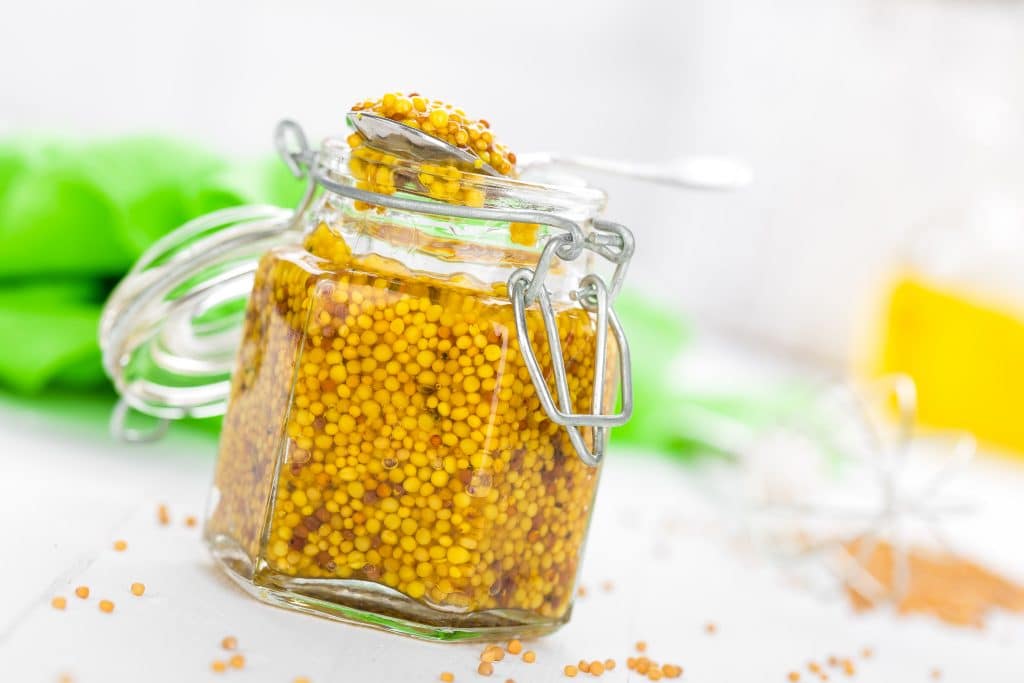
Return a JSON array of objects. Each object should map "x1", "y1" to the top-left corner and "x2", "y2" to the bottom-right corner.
[
  {"x1": 130, "y1": 583, "x2": 145, "y2": 596},
  {"x1": 564, "y1": 665, "x2": 578, "y2": 678},
  {"x1": 74, "y1": 586, "x2": 89, "y2": 599},
  {"x1": 113, "y1": 540, "x2": 127, "y2": 552},
  {"x1": 478, "y1": 662, "x2": 494, "y2": 676},
  {"x1": 440, "y1": 673, "x2": 454, "y2": 682},
  {"x1": 205, "y1": 215, "x2": 610, "y2": 622},
  {"x1": 98, "y1": 600, "x2": 114, "y2": 613},
  {"x1": 221, "y1": 636, "x2": 238, "y2": 650},
  {"x1": 662, "y1": 664, "x2": 683, "y2": 679},
  {"x1": 229, "y1": 654, "x2": 245, "y2": 669},
  {"x1": 481, "y1": 645, "x2": 505, "y2": 662},
  {"x1": 506, "y1": 639, "x2": 522, "y2": 655},
  {"x1": 51, "y1": 596, "x2": 67, "y2": 610},
  {"x1": 523, "y1": 651, "x2": 536, "y2": 664},
  {"x1": 211, "y1": 660, "x2": 227, "y2": 673}
]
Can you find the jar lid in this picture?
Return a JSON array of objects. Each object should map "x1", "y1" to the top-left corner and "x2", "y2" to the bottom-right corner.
[{"x1": 99, "y1": 204, "x2": 300, "y2": 434}]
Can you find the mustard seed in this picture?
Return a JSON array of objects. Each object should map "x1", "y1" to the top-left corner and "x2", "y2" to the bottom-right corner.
[
  {"x1": 481, "y1": 645, "x2": 505, "y2": 662},
  {"x1": 113, "y1": 540, "x2": 127, "y2": 552},
  {"x1": 74, "y1": 586, "x2": 89, "y2": 599},
  {"x1": 564, "y1": 665, "x2": 578, "y2": 678},
  {"x1": 51, "y1": 596, "x2": 66, "y2": 610},
  {"x1": 478, "y1": 662, "x2": 494, "y2": 676},
  {"x1": 523, "y1": 651, "x2": 536, "y2": 664},
  {"x1": 98, "y1": 600, "x2": 114, "y2": 613},
  {"x1": 130, "y1": 583, "x2": 145, "y2": 596}
]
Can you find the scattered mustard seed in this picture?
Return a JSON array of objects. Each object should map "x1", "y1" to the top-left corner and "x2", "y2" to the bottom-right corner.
[
  {"x1": 788, "y1": 673, "x2": 801, "y2": 682},
  {"x1": 590, "y1": 660, "x2": 605, "y2": 675},
  {"x1": 563, "y1": 665, "x2": 578, "y2": 678},
  {"x1": 51, "y1": 596, "x2": 67, "y2": 610},
  {"x1": 98, "y1": 600, "x2": 114, "y2": 613},
  {"x1": 604, "y1": 659, "x2": 616, "y2": 670},
  {"x1": 522, "y1": 651, "x2": 536, "y2": 664},
  {"x1": 578, "y1": 660, "x2": 590, "y2": 673},
  {"x1": 293, "y1": 677, "x2": 311, "y2": 683},
  {"x1": 931, "y1": 670, "x2": 942, "y2": 680},
  {"x1": 229, "y1": 654, "x2": 245, "y2": 669},
  {"x1": 221, "y1": 636, "x2": 238, "y2": 650},
  {"x1": 662, "y1": 664, "x2": 683, "y2": 679},
  {"x1": 185, "y1": 516, "x2": 198, "y2": 528},
  {"x1": 113, "y1": 540, "x2": 127, "y2": 552},
  {"x1": 506, "y1": 639, "x2": 522, "y2": 655},
  {"x1": 705, "y1": 622, "x2": 717, "y2": 634},
  {"x1": 130, "y1": 583, "x2": 145, "y2": 597},
  {"x1": 211, "y1": 660, "x2": 227, "y2": 673},
  {"x1": 636, "y1": 641, "x2": 647, "y2": 653},
  {"x1": 481, "y1": 645, "x2": 505, "y2": 663},
  {"x1": 157, "y1": 504, "x2": 170, "y2": 525},
  {"x1": 74, "y1": 586, "x2": 89, "y2": 599},
  {"x1": 440, "y1": 673, "x2": 454, "y2": 682},
  {"x1": 478, "y1": 661, "x2": 494, "y2": 676}
]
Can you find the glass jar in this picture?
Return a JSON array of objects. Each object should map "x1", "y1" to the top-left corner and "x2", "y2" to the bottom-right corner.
[{"x1": 100, "y1": 120, "x2": 634, "y2": 640}]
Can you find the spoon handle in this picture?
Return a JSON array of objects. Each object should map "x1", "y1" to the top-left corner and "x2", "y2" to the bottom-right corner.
[{"x1": 517, "y1": 153, "x2": 752, "y2": 191}]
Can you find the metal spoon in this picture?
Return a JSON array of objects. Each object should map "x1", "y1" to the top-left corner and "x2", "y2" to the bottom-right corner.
[
  {"x1": 347, "y1": 111, "x2": 501, "y2": 175},
  {"x1": 346, "y1": 112, "x2": 751, "y2": 191}
]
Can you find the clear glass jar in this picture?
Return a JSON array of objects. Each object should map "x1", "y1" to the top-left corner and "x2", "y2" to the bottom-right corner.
[{"x1": 101, "y1": 121, "x2": 634, "y2": 640}]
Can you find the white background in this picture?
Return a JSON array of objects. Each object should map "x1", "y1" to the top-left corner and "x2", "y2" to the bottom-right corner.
[{"x1": 3, "y1": 0, "x2": 1024, "y2": 362}]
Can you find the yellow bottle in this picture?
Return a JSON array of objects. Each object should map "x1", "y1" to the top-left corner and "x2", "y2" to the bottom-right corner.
[{"x1": 876, "y1": 272, "x2": 1024, "y2": 454}]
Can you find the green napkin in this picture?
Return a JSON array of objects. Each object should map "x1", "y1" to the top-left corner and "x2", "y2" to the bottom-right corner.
[{"x1": 0, "y1": 137, "x2": 304, "y2": 396}]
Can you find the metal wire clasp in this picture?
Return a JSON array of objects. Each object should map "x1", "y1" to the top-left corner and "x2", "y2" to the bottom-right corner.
[
  {"x1": 508, "y1": 220, "x2": 635, "y2": 467},
  {"x1": 277, "y1": 118, "x2": 636, "y2": 466}
]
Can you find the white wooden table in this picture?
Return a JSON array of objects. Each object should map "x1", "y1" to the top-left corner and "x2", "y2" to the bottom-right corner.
[{"x1": 1, "y1": 391, "x2": 1022, "y2": 682}]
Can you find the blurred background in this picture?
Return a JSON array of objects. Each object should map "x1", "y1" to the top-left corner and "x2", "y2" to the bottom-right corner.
[{"x1": 3, "y1": 0, "x2": 1023, "y2": 359}]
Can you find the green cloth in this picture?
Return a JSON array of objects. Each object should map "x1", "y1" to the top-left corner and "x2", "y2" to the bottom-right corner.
[{"x1": 0, "y1": 137, "x2": 304, "y2": 395}]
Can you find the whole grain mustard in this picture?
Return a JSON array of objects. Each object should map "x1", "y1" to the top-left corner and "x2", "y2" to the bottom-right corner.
[{"x1": 205, "y1": 94, "x2": 612, "y2": 627}]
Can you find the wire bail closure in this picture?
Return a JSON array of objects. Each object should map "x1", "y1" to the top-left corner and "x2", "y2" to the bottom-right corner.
[
  {"x1": 275, "y1": 121, "x2": 636, "y2": 466},
  {"x1": 507, "y1": 222, "x2": 634, "y2": 467}
]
